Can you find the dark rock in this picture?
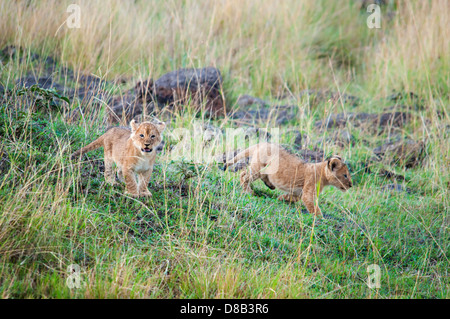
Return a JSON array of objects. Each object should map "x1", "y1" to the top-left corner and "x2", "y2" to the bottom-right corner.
[
  {"x1": 156, "y1": 140, "x2": 165, "y2": 153},
  {"x1": 338, "y1": 130, "x2": 353, "y2": 144},
  {"x1": 314, "y1": 130, "x2": 354, "y2": 149},
  {"x1": 230, "y1": 160, "x2": 249, "y2": 172},
  {"x1": 67, "y1": 74, "x2": 109, "y2": 104},
  {"x1": 44, "y1": 55, "x2": 56, "y2": 66},
  {"x1": 294, "y1": 131, "x2": 302, "y2": 147},
  {"x1": 358, "y1": 0, "x2": 386, "y2": 9},
  {"x1": 146, "y1": 67, "x2": 225, "y2": 116},
  {"x1": 109, "y1": 68, "x2": 225, "y2": 122},
  {"x1": 373, "y1": 138, "x2": 425, "y2": 168},
  {"x1": 0, "y1": 45, "x2": 17, "y2": 62},
  {"x1": 377, "y1": 112, "x2": 411, "y2": 127},
  {"x1": 0, "y1": 148, "x2": 10, "y2": 174},
  {"x1": 16, "y1": 76, "x2": 65, "y2": 92},
  {"x1": 359, "y1": 161, "x2": 372, "y2": 174},
  {"x1": 281, "y1": 129, "x2": 311, "y2": 149},
  {"x1": 68, "y1": 87, "x2": 109, "y2": 104},
  {"x1": 272, "y1": 106, "x2": 297, "y2": 125},
  {"x1": 380, "y1": 184, "x2": 411, "y2": 194},
  {"x1": 315, "y1": 111, "x2": 411, "y2": 131},
  {"x1": 77, "y1": 74, "x2": 103, "y2": 87},
  {"x1": 388, "y1": 91, "x2": 419, "y2": 102},
  {"x1": 387, "y1": 91, "x2": 424, "y2": 111},
  {"x1": 297, "y1": 148, "x2": 325, "y2": 163},
  {"x1": 233, "y1": 94, "x2": 300, "y2": 125},
  {"x1": 333, "y1": 129, "x2": 355, "y2": 147},
  {"x1": 232, "y1": 104, "x2": 296, "y2": 125},
  {"x1": 201, "y1": 123, "x2": 222, "y2": 147},
  {"x1": 65, "y1": 76, "x2": 112, "y2": 122},
  {"x1": 218, "y1": 149, "x2": 249, "y2": 172},
  {"x1": 358, "y1": 161, "x2": 406, "y2": 181},
  {"x1": 106, "y1": 81, "x2": 156, "y2": 124},
  {"x1": 378, "y1": 168, "x2": 405, "y2": 181},
  {"x1": 108, "y1": 95, "x2": 154, "y2": 124},
  {"x1": 237, "y1": 95, "x2": 268, "y2": 108},
  {"x1": 314, "y1": 113, "x2": 352, "y2": 129},
  {"x1": 2, "y1": 45, "x2": 56, "y2": 66},
  {"x1": 240, "y1": 126, "x2": 271, "y2": 142},
  {"x1": 134, "y1": 80, "x2": 154, "y2": 104},
  {"x1": 299, "y1": 89, "x2": 360, "y2": 107}
]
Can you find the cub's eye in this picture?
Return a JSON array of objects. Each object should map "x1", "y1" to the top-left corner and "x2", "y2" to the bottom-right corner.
[
  {"x1": 151, "y1": 135, "x2": 156, "y2": 139},
  {"x1": 344, "y1": 174, "x2": 348, "y2": 179},
  {"x1": 139, "y1": 134, "x2": 144, "y2": 138}
]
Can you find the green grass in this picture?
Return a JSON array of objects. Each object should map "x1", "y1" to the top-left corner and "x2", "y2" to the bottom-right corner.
[{"x1": 0, "y1": 100, "x2": 448, "y2": 298}]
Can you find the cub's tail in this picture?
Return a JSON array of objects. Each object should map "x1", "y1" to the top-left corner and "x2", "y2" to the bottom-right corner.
[
  {"x1": 71, "y1": 135, "x2": 105, "y2": 160},
  {"x1": 222, "y1": 144, "x2": 259, "y2": 171}
]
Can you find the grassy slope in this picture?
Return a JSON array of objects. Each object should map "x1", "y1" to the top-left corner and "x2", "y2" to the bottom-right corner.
[{"x1": 0, "y1": 0, "x2": 449, "y2": 298}]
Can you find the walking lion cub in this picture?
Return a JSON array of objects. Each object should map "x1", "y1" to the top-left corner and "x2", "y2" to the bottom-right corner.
[
  {"x1": 223, "y1": 143, "x2": 352, "y2": 217},
  {"x1": 71, "y1": 120, "x2": 165, "y2": 197}
]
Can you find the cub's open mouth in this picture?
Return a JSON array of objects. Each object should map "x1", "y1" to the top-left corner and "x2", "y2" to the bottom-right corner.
[{"x1": 142, "y1": 148, "x2": 153, "y2": 153}]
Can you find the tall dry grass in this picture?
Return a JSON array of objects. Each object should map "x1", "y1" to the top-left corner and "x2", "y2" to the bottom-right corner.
[
  {"x1": 365, "y1": 0, "x2": 450, "y2": 98},
  {"x1": 1, "y1": 0, "x2": 379, "y2": 96}
]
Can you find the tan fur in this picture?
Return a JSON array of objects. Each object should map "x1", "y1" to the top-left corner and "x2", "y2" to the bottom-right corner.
[
  {"x1": 72, "y1": 120, "x2": 165, "y2": 197},
  {"x1": 224, "y1": 143, "x2": 353, "y2": 217}
]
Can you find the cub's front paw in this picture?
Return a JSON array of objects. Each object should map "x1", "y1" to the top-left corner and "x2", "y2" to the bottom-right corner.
[
  {"x1": 278, "y1": 194, "x2": 300, "y2": 202},
  {"x1": 140, "y1": 191, "x2": 153, "y2": 198},
  {"x1": 125, "y1": 191, "x2": 139, "y2": 198}
]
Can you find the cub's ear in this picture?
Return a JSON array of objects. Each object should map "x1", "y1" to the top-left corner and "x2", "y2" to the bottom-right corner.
[
  {"x1": 130, "y1": 120, "x2": 138, "y2": 132},
  {"x1": 328, "y1": 157, "x2": 341, "y2": 171},
  {"x1": 154, "y1": 121, "x2": 166, "y2": 133}
]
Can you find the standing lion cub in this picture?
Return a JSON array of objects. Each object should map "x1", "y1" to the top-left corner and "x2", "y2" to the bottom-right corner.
[
  {"x1": 71, "y1": 120, "x2": 165, "y2": 197},
  {"x1": 223, "y1": 143, "x2": 352, "y2": 217}
]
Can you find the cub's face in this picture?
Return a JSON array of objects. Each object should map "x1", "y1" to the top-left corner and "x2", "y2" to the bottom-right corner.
[
  {"x1": 130, "y1": 120, "x2": 165, "y2": 155},
  {"x1": 327, "y1": 156, "x2": 353, "y2": 191}
]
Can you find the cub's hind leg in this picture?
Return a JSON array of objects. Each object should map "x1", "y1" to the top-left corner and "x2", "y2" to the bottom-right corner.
[
  {"x1": 277, "y1": 194, "x2": 301, "y2": 202},
  {"x1": 301, "y1": 183, "x2": 323, "y2": 217},
  {"x1": 277, "y1": 188, "x2": 302, "y2": 203},
  {"x1": 240, "y1": 167, "x2": 262, "y2": 194}
]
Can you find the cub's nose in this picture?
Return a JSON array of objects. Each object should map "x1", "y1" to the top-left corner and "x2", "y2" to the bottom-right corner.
[
  {"x1": 145, "y1": 143, "x2": 151, "y2": 147},
  {"x1": 349, "y1": 181, "x2": 353, "y2": 188}
]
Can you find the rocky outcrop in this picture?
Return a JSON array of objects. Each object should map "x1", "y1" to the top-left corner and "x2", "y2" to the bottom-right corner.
[{"x1": 108, "y1": 67, "x2": 225, "y2": 123}]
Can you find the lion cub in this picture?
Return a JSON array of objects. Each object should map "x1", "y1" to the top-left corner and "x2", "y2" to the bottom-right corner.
[
  {"x1": 223, "y1": 143, "x2": 352, "y2": 217},
  {"x1": 72, "y1": 120, "x2": 165, "y2": 197}
]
